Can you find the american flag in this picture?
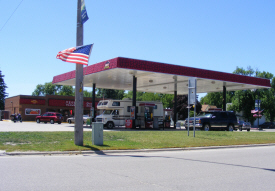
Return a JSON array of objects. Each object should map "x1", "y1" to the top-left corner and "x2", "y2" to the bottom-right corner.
[{"x1": 56, "y1": 44, "x2": 93, "y2": 65}]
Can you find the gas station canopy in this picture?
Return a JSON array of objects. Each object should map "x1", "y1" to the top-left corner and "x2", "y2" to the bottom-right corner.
[{"x1": 52, "y1": 57, "x2": 271, "y2": 94}]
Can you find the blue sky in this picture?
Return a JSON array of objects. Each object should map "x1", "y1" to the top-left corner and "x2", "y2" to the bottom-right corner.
[{"x1": 1, "y1": 0, "x2": 274, "y2": 100}]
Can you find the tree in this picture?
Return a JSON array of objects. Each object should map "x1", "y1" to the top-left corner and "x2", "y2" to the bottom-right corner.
[
  {"x1": 96, "y1": 89, "x2": 125, "y2": 100},
  {"x1": 59, "y1": 85, "x2": 74, "y2": 96},
  {"x1": 0, "y1": 70, "x2": 8, "y2": 110},
  {"x1": 200, "y1": 92, "x2": 234, "y2": 109},
  {"x1": 233, "y1": 66, "x2": 255, "y2": 76},
  {"x1": 160, "y1": 94, "x2": 174, "y2": 109},
  {"x1": 123, "y1": 91, "x2": 174, "y2": 109},
  {"x1": 261, "y1": 87, "x2": 275, "y2": 122},
  {"x1": 228, "y1": 67, "x2": 274, "y2": 123},
  {"x1": 123, "y1": 91, "x2": 144, "y2": 101},
  {"x1": 44, "y1": 82, "x2": 61, "y2": 95},
  {"x1": 32, "y1": 84, "x2": 45, "y2": 96},
  {"x1": 32, "y1": 82, "x2": 73, "y2": 96},
  {"x1": 200, "y1": 92, "x2": 223, "y2": 108},
  {"x1": 171, "y1": 95, "x2": 202, "y2": 120},
  {"x1": 83, "y1": 90, "x2": 92, "y2": 97},
  {"x1": 228, "y1": 90, "x2": 256, "y2": 124}
]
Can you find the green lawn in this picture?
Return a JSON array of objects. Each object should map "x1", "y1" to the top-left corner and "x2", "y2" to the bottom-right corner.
[{"x1": 1, "y1": 131, "x2": 275, "y2": 152}]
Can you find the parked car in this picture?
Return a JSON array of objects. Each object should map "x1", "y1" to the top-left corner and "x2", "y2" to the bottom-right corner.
[
  {"x1": 238, "y1": 120, "x2": 251, "y2": 131},
  {"x1": 67, "y1": 115, "x2": 90, "y2": 124},
  {"x1": 184, "y1": 111, "x2": 238, "y2": 131},
  {"x1": 36, "y1": 112, "x2": 63, "y2": 124},
  {"x1": 259, "y1": 122, "x2": 275, "y2": 129}
]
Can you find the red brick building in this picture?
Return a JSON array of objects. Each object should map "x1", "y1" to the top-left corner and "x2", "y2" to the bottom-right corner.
[{"x1": 5, "y1": 95, "x2": 101, "y2": 121}]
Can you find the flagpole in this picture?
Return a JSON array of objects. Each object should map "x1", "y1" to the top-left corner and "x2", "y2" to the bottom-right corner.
[{"x1": 75, "y1": 0, "x2": 84, "y2": 146}]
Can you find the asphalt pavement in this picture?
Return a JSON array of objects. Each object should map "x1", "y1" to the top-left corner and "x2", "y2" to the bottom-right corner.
[
  {"x1": 1, "y1": 146, "x2": 275, "y2": 191},
  {"x1": 0, "y1": 120, "x2": 92, "y2": 132}
]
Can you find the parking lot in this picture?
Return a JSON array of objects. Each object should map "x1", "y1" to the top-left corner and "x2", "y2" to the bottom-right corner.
[
  {"x1": 0, "y1": 121, "x2": 92, "y2": 132},
  {"x1": 1, "y1": 120, "x2": 275, "y2": 132}
]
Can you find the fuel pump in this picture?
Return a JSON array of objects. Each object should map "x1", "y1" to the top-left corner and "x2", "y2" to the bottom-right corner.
[
  {"x1": 139, "y1": 103, "x2": 155, "y2": 128},
  {"x1": 163, "y1": 109, "x2": 172, "y2": 128}
]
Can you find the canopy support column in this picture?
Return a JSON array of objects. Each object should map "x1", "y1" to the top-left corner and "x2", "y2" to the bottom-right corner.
[
  {"x1": 173, "y1": 76, "x2": 177, "y2": 129},
  {"x1": 92, "y1": 83, "x2": 96, "y2": 122},
  {"x1": 223, "y1": 86, "x2": 226, "y2": 111},
  {"x1": 132, "y1": 76, "x2": 137, "y2": 129}
]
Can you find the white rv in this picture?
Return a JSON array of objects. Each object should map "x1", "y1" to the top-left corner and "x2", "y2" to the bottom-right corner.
[{"x1": 95, "y1": 99, "x2": 164, "y2": 128}]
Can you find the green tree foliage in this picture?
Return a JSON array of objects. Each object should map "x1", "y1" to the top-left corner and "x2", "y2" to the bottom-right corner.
[
  {"x1": 0, "y1": 70, "x2": 8, "y2": 110},
  {"x1": 171, "y1": 95, "x2": 202, "y2": 120},
  {"x1": 44, "y1": 82, "x2": 61, "y2": 95},
  {"x1": 233, "y1": 66, "x2": 255, "y2": 76},
  {"x1": 228, "y1": 67, "x2": 274, "y2": 122},
  {"x1": 160, "y1": 94, "x2": 174, "y2": 109},
  {"x1": 32, "y1": 84, "x2": 45, "y2": 96},
  {"x1": 228, "y1": 90, "x2": 256, "y2": 124},
  {"x1": 59, "y1": 85, "x2": 74, "y2": 96},
  {"x1": 32, "y1": 82, "x2": 74, "y2": 96},
  {"x1": 123, "y1": 91, "x2": 174, "y2": 109},
  {"x1": 200, "y1": 92, "x2": 234, "y2": 109},
  {"x1": 257, "y1": 71, "x2": 274, "y2": 79},
  {"x1": 83, "y1": 90, "x2": 92, "y2": 97},
  {"x1": 261, "y1": 88, "x2": 275, "y2": 122},
  {"x1": 200, "y1": 92, "x2": 223, "y2": 108},
  {"x1": 96, "y1": 89, "x2": 125, "y2": 100},
  {"x1": 123, "y1": 91, "x2": 144, "y2": 101}
]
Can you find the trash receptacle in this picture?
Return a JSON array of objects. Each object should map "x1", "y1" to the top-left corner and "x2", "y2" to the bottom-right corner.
[
  {"x1": 153, "y1": 117, "x2": 159, "y2": 129},
  {"x1": 176, "y1": 122, "x2": 181, "y2": 129},
  {"x1": 164, "y1": 120, "x2": 171, "y2": 128},
  {"x1": 92, "y1": 123, "x2": 103, "y2": 146}
]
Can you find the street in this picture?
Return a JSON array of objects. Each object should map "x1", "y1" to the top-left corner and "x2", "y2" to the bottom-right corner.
[{"x1": 1, "y1": 145, "x2": 275, "y2": 191}]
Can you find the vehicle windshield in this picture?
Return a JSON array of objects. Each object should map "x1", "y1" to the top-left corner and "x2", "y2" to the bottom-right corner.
[
  {"x1": 97, "y1": 101, "x2": 108, "y2": 106},
  {"x1": 102, "y1": 110, "x2": 113, "y2": 115},
  {"x1": 197, "y1": 112, "x2": 212, "y2": 118}
]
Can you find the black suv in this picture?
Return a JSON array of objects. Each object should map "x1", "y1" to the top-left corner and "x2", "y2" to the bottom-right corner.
[{"x1": 185, "y1": 111, "x2": 238, "y2": 131}]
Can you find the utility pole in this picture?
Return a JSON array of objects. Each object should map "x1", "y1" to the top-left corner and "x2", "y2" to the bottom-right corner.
[{"x1": 75, "y1": 0, "x2": 84, "y2": 146}]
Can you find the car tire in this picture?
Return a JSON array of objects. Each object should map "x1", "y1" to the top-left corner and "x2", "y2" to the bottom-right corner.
[
  {"x1": 58, "y1": 122, "x2": 61, "y2": 124},
  {"x1": 68, "y1": 120, "x2": 71, "y2": 124},
  {"x1": 44, "y1": 122, "x2": 47, "y2": 124},
  {"x1": 247, "y1": 128, "x2": 250, "y2": 132},
  {"x1": 36, "y1": 119, "x2": 40, "y2": 123},
  {"x1": 106, "y1": 122, "x2": 114, "y2": 129},
  {"x1": 239, "y1": 127, "x2": 242, "y2": 131},
  {"x1": 50, "y1": 119, "x2": 54, "y2": 124},
  {"x1": 228, "y1": 124, "x2": 234, "y2": 131},
  {"x1": 203, "y1": 124, "x2": 210, "y2": 131}
]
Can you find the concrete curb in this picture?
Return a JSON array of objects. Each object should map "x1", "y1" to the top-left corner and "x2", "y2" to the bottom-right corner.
[
  {"x1": 3, "y1": 143, "x2": 275, "y2": 156},
  {"x1": 0, "y1": 150, "x2": 6, "y2": 156}
]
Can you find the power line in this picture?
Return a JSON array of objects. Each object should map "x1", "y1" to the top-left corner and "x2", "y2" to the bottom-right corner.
[{"x1": 0, "y1": 0, "x2": 24, "y2": 32}]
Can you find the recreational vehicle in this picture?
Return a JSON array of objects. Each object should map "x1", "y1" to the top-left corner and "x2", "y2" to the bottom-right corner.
[{"x1": 95, "y1": 99, "x2": 164, "y2": 129}]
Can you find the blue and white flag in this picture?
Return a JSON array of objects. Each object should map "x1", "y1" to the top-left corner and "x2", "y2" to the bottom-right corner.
[{"x1": 81, "y1": 0, "x2": 89, "y2": 24}]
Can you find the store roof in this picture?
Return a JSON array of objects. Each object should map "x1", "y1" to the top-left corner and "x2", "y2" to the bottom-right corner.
[{"x1": 52, "y1": 57, "x2": 271, "y2": 94}]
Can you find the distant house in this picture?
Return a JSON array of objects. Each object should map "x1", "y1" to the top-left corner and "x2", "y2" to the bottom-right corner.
[
  {"x1": 201, "y1": 104, "x2": 222, "y2": 112},
  {"x1": 226, "y1": 103, "x2": 266, "y2": 126}
]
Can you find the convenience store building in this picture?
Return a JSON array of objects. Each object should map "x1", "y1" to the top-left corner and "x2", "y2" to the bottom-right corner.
[{"x1": 5, "y1": 95, "x2": 100, "y2": 122}]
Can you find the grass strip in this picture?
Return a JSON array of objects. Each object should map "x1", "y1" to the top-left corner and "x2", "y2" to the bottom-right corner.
[{"x1": 0, "y1": 131, "x2": 275, "y2": 152}]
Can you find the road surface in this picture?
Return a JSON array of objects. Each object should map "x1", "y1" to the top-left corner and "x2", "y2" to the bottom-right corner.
[{"x1": 0, "y1": 145, "x2": 274, "y2": 191}]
